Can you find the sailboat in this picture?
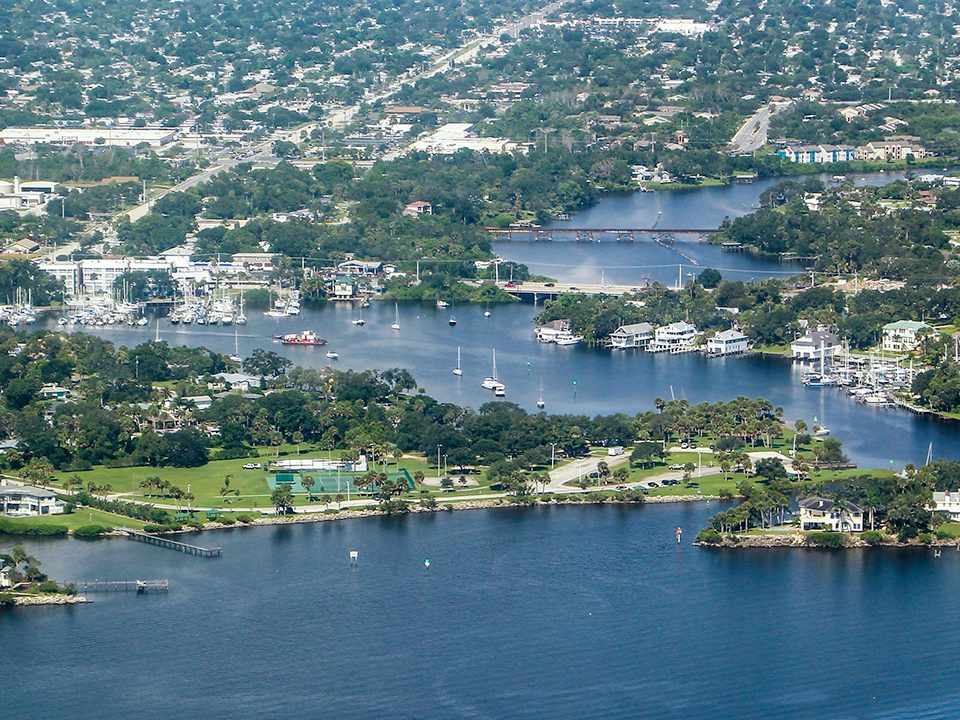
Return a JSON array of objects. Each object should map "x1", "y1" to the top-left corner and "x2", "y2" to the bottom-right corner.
[
  {"x1": 154, "y1": 317, "x2": 161, "y2": 343},
  {"x1": 448, "y1": 304, "x2": 457, "y2": 326},
  {"x1": 229, "y1": 327, "x2": 242, "y2": 363},
  {"x1": 236, "y1": 291, "x2": 247, "y2": 325},
  {"x1": 483, "y1": 303, "x2": 491, "y2": 318},
  {"x1": 536, "y1": 379, "x2": 545, "y2": 409},
  {"x1": 482, "y1": 349, "x2": 505, "y2": 393},
  {"x1": 351, "y1": 305, "x2": 365, "y2": 326},
  {"x1": 391, "y1": 302, "x2": 400, "y2": 330},
  {"x1": 453, "y1": 346, "x2": 463, "y2": 376}
]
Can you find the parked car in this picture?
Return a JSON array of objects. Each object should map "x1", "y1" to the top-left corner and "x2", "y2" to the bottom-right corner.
[
  {"x1": 242, "y1": 463, "x2": 260, "y2": 470},
  {"x1": 680, "y1": 442, "x2": 689, "y2": 449},
  {"x1": 647, "y1": 481, "x2": 659, "y2": 488},
  {"x1": 669, "y1": 464, "x2": 684, "y2": 470},
  {"x1": 686, "y1": 482, "x2": 700, "y2": 488}
]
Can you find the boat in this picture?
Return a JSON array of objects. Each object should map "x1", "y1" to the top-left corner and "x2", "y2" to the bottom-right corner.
[
  {"x1": 483, "y1": 304, "x2": 491, "y2": 318},
  {"x1": 536, "y1": 379, "x2": 545, "y2": 409},
  {"x1": 229, "y1": 328, "x2": 241, "y2": 363},
  {"x1": 391, "y1": 302, "x2": 400, "y2": 331},
  {"x1": 494, "y1": 386, "x2": 506, "y2": 397},
  {"x1": 832, "y1": 174, "x2": 848, "y2": 183},
  {"x1": 136, "y1": 317, "x2": 149, "y2": 327},
  {"x1": 453, "y1": 346, "x2": 463, "y2": 376},
  {"x1": 360, "y1": 298, "x2": 370, "y2": 309},
  {"x1": 449, "y1": 316, "x2": 457, "y2": 326},
  {"x1": 280, "y1": 330, "x2": 327, "y2": 346},
  {"x1": 554, "y1": 334, "x2": 583, "y2": 346},
  {"x1": 325, "y1": 350, "x2": 340, "y2": 359},
  {"x1": 481, "y1": 349, "x2": 505, "y2": 392},
  {"x1": 436, "y1": 300, "x2": 449, "y2": 309}
]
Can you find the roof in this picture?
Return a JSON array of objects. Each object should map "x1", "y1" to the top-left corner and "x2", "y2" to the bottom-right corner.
[
  {"x1": 883, "y1": 320, "x2": 931, "y2": 332},
  {"x1": 712, "y1": 329, "x2": 747, "y2": 341},
  {"x1": 660, "y1": 321, "x2": 696, "y2": 332},
  {"x1": 0, "y1": 484, "x2": 59, "y2": 499},
  {"x1": 793, "y1": 328, "x2": 839, "y2": 346},
  {"x1": 798, "y1": 496, "x2": 862, "y2": 513},
  {"x1": 215, "y1": 372, "x2": 260, "y2": 385},
  {"x1": 612, "y1": 322, "x2": 654, "y2": 334}
]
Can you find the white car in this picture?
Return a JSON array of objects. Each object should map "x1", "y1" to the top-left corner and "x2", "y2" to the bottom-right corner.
[
  {"x1": 242, "y1": 463, "x2": 261, "y2": 470},
  {"x1": 668, "y1": 464, "x2": 684, "y2": 470}
]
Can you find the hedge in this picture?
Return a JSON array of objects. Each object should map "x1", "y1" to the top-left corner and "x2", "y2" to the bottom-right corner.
[{"x1": 806, "y1": 531, "x2": 848, "y2": 548}]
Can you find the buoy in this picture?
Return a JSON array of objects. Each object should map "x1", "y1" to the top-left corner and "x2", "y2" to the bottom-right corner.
[
  {"x1": 349, "y1": 550, "x2": 359, "y2": 564},
  {"x1": 424, "y1": 558, "x2": 431, "y2": 569}
]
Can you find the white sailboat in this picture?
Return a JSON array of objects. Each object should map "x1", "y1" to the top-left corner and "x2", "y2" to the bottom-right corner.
[
  {"x1": 352, "y1": 305, "x2": 365, "y2": 326},
  {"x1": 391, "y1": 302, "x2": 400, "y2": 330},
  {"x1": 536, "y1": 379, "x2": 545, "y2": 409},
  {"x1": 154, "y1": 317, "x2": 160, "y2": 343},
  {"x1": 236, "y1": 291, "x2": 247, "y2": 325},
  {"x1": 483, "y1": 303, "x2": 491, "y2": 318},
  {"x1": 453, "y1": 346, "x2": 463, "y2": 376},
  {"x1": 482, "y1": 349, "x2": 505, "y2": 393},
  {"x1": 229, "y1": 327, "x2": 242, "y2": 363}
]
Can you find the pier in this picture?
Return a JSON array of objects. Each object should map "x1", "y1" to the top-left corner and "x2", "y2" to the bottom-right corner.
[
  {"x1": 70, "y1": 579, "x2": 170, "y2": 593},
  {"x1": 124, "y1": 530, "x2": 222, "y2": 558}
]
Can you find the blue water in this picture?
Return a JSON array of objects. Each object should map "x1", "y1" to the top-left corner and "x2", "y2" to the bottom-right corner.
[
  {"x1": 4, "y1": 503, "x2": 960, "y2": 719},
  {"x1": 494, "y1": 170, "x2": 935, "y2": 286},
  {"x1": 44, "y1": 301, "x2": 960, "y2": 469}
]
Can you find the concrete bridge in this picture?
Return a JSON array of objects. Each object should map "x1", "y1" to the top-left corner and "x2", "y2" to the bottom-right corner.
[
  {"x1": 502, "y1": 280, "x2": 651, "y2": 302},
  {"x1": 486, "y1": 227, "x2": 721, "y2": 242}
]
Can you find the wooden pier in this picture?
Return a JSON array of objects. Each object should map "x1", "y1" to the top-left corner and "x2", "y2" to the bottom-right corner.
[
  {"x1": 124, "y1": 530, "x2": 222, "y2": 558},
  {"x1": 70, "y1": 579, "x2": 169, "y2": 593}
]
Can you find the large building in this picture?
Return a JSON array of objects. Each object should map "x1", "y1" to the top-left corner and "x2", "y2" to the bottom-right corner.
[
  {"x1": 0, "y1": 481, "x2": 66, "y2": 517},
  {"x1": 0, "y1": 127, "x2": 178, "y2": 148},
  {"x1": 798, "y1": 496, "x2": 864, "y2": 532},
  {"x1": 609, "y1": 322, "x2": 654, "y2": 349},
  {"x1": 706, "y1": 329, "x2": 749, "y2": 356},
  {"x1": 881, "y1": 320, "x2": 933, "y2": 353},
  {"x1": 791, "y1": 327, "x2": 840, "y2": 361},
  {"x1": 39, "y1": 257, "x2": 182, "y2": 297},
  {"x1": 777, "y1": 144, "x2": 856, "y2": 164},
  {"x1": 856, "y1": 138, "x2": 927, "y2": 162}
]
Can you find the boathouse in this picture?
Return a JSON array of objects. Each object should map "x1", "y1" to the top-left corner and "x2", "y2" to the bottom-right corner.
[{"x1": 609, "y1": 322, "x2": 654, "y2": 349}]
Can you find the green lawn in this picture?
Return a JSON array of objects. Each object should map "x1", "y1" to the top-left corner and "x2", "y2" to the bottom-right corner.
[{"x1": 1, "y1": 508, "x2": 150, "y2": 532}]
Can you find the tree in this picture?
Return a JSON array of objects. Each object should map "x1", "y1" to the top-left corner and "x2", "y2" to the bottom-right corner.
[
  {"x1": 271, "y1": 483, "x2": 295, "y2": 515},
  {"x1": 697, "y1": 268, "x2": 722, "y2": 288},
  {"x1": 596, "y1": 461, "x2": 610, "y2": 480},
  {"x1": 243, "y1": 349, "x2": 292, "y2": 377},
  {"x1": 302, "y1": 475, "x2": 316, "y2": 501},
  {"x1": 18, "y1": 457, "x2": 55, "y2": 486},
  {"x1": 631, "y1": 441, "x2": 664, "y2": 468}
]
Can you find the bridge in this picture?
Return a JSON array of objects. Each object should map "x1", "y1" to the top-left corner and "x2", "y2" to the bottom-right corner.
[
  {"x1": 485, "y1": 227, "x2": 721, "y2": 242},
  {"x1": 502, "y1": 280, "x2": 650, "y2": 301}
]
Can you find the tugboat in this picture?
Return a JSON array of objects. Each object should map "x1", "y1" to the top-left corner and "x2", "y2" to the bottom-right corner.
[{"x1": 279, "y1": 330, "x2": 327, "y2": 346}]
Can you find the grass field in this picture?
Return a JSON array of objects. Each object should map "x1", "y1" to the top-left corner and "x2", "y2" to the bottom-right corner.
[{"x1": 0, "y1": 508, "x2": 149, "y2": 532}]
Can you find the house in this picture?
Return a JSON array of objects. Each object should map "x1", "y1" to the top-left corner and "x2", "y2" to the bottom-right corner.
[
  {"x1": 331, "y1": 277, "x2": 356, "y2": 300},
  {"x1": 798, "y1": 496, "x2": 864, "y2": 532},
  {"x1": 214, "y1": 373, "x2": 261, "y2": 392},
  {"x1": 179, "y1": 395, "x2": 213, "y2": 411},
  {"x1": 536, "y1": 319, "x2": 583, "y2": 345},
  {"x1": 0, "y1": 480, "x2": 66, "y2": 517},
  {"x1": 777, "y1": 144, "x2": 856, "y2": 164},
  {"x1": 650, "y1": 321, "x2": 698, "y2": 351},
  {"x1": 38, "y1": 384, "x2": 71, "y2": 400},
  {"x1": 609, "y1": 322, "x2": 654, "y2": 349},
  {"x1": 881, "y1": 320, "x2": 932, "y2": 352},
  {"x1": 931, "y1": 491, "x2": 960, "y2": 520},
  {"x1": 337, "y1": 260, "x2": 382, "y2": 276},
  {"x1": 403, "y1": 201, "x2": 433, "y2": 217},
  {"x1": 791, "y1": 327, "x2": 840, "y2": 361},
  {"x1": 706, "y1": 329, "x2": 749, "y2": 356}
]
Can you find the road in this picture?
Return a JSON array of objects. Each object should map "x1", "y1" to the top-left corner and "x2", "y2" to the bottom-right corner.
[
  {"x1": 115, "y1": 0, "x2": 570, "y2": 225},
  {"x1": 729, "y1": 102, "x2": 787, "y2": 154}
]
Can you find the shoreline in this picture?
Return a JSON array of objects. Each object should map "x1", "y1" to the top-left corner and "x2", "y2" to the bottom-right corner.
[
  {"x1": 697, "y1": 532, "x2": 960, "y2": 550},
  {"x1": 9, "y1": 594, "x2": 90, "y2": 607}
]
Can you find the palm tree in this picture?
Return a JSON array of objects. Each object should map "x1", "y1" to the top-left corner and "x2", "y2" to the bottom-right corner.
[
  {"x1": 334, "y1": 493, "x2": 345, "y2": 509},
  {"x1": 302, "y1": 475, "x2": 316, "y2": 501}
]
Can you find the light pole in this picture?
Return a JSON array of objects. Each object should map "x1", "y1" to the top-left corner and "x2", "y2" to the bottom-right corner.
[
  {"x1": 549, "y1": 442, "x2": 557, "y2": 469},
  {"x1": 695, "y1": 449, "x2": 703, "y2": 478},
  {"x1": 187, "y1": 483, "x2": 192, "y2": 512},
  {"x1": 437, "y1": 444, "x2": 443, "y2": 480}
]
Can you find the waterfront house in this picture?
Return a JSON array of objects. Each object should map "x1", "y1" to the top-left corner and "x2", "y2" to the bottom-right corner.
[
  {"x1": 706, "y1": 328, "x2": 749, "y2": 356},
  {"x1": 798, "y1": 496, "x2": 864, "y2": 532},
  {"x1": 536, "y1": 319, "x2": 582, "y2": 345},
  {"x1": 609, "y1": 322, "x2": 654, "y2": 349},
  {"x1": 881, "y1": 320, "x2": 932, "y2": 353},
  {"x1": 0, "y1": 480, "x2": 66, "y2": 517},
  {"x1": 791, "y1": 327, "x2": 840, "y2": 361},
  {"x1": 931, "y1": 491, "x2": 960, "y2": 520},
  {"x1": 649, "y1": 321, "x2": 698, "y2": 352},
  {"x1": 776, "y1": 144, "x2": 856, "y2": 164}
]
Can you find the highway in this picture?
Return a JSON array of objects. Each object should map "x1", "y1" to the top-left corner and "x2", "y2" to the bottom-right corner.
[{"x1": 729, "y1": 102, "x2": 785, "y2": 154}]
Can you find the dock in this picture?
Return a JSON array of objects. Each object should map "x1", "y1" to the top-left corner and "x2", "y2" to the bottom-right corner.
[
  {"x1": 69, "y1": 579, "x2": 169, "y2": 593},
  {"x1": 124, "y1": 530, "x2": 222, "y2": 558}
]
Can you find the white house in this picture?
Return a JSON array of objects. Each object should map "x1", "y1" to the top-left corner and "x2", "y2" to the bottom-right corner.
[
  {"x1": 214, "y1": 373, "x2": 261, "y2": 392},
  {"x1": 0, "y1": 481, "x2": 66, "y2": 517},
  {"x1": 881, "y1": 320, "x2": 932, "y2": 353},
  {"x1": 609, "y1": 322, "x2": 654, "y2": 349},
  {"x1": 791, "y1": 327, "x2": 840, "y2": 361},
  {"x1": 403, "y1": 201, "x2": 433, "y2": 217},
  {"x1": 931, "y1": 491, "x2": 960, "y2": 520},
  {"x1": 798, "y1": 496, "x2": 864, "y2": 532},
  {"x1": 650, "y1": 321, "x2": 698, "y2": 352},
  {"x1": 706, "y1": 329, "x2": 749, "y2": 356}
]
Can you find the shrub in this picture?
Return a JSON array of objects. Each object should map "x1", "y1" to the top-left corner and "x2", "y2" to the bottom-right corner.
[
  {"x1": 73, "y1": 524, "x2": 111, "y2": 537},
  {"x1": 163, "y1": 522, "x2": 183, "y2": 532},
  {"x1": 918, "y1": 532, "x2": 934, "y2": 545},
  {"x1": 0, "y1": 518, "x2": 68, "y2": 536},
  {"x1": 806, "y1": 531, "x2": 848, "y2": 548},
  {"x1": 0, "y1": 593, "x2": 15, "y2": 606},
  {"x1": 719, "y1": 489, "x2": 734, "y2": 499},
  {"x1": 143, "y1": 524, "x2": 165, "y2": 534},
  {"x1": 861, "y1": 530, "x2": 887, "y2": 545},
  {"x1": 36, "y1": 581, "x2": 67, "y2": 594},
  {"x1": 213, "y1": 446, "x2": 251, "y2": 461},
  {"x1": 235, "y1": 514, "x2": 255, "y2": 524},
  {"x1": 186, "y1": 520, "x2": 204, "y2": 531},
  {"x1": 697, "y1": 528, "x2": 723, "y2": 545},
  {"x1": 218, "y1": 517, "x2": 236, "y2": 525}
]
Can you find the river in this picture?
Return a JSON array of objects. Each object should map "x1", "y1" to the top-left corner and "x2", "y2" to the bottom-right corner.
[
  {"x1": 5, "y1": 503, "x2": 960, "y2": 719},
  {"x1": 493, "y1": 170, "x2": 932, "y2": 286}
]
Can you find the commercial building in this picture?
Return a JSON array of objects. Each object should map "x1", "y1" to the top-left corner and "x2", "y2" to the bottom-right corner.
[
  {"x1": 0, "y1": 126, "x2": 178, "y2": 148},
  {"x1": 706, "y1": 329, "x2": 749, "y2": 356},
  {"x1": 798, "y1": 496, "x2": 864, "y2": 532},
  {"x1": 881, "y1": 320, "x2": 933, "y2": 353},
  {"x1": 0, "y1": 176, "x2": 59, "y2": 210},
  {"x1": 38, "y1": 257, "x2": 181, "y2": 298},
  {"x1": 856, "y1": 138, "x2": 927, "y2": 162},
  {"x1": 411, "y1": 123, "x2": 522, "y2": 154}
]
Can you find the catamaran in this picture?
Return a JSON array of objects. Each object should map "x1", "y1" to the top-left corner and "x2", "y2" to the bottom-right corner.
[
  {"x1": 453, "y1": 346, "x2": 463, "y2": 376},
  {"x1": 481, "y1": 349, "x2": 505, "y2": 393}
]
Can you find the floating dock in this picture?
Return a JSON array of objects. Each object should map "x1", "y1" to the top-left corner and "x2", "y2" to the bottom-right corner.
[{"x1": 70, "y1": 579, "x2": 169, "y2": 593}]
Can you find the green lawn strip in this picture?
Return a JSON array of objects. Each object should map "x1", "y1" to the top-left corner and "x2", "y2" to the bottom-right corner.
[{"x1": 1, "y1": 508, "x2": 149, "y2": 532}]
